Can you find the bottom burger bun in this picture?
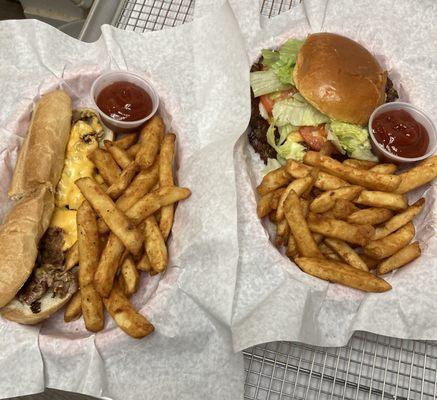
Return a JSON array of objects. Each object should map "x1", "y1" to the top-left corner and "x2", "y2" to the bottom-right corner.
[
  {"x1": 0, "y1": 185, "x2": 54, "y2": 308},
  {"x1": 1, "y1": 280, "x2": 78, "y2": 325}
]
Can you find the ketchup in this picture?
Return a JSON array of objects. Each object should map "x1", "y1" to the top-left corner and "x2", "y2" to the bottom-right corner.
[
  {"x1": 372, "y1": 109, "x2": 429, "y2": 158},
  {"x1": 96, "y1": 81, "x2": 153, "y2": 121}
]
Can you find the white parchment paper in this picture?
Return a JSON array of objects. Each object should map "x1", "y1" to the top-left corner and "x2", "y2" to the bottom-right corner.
[
  {"x1": 220, "y1": 0, "x2": 437, "y2": 351},
  {"x1": 0, "y1": 3, "x2": 250, "y2": 399}
]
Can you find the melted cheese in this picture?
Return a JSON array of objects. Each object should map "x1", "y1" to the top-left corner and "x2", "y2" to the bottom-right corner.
[
  {"x1": 55, "y1": 120, "x2": 99, "y2": 210},
  {"x1": 49, "y1": 208, "x2": 77, "y2": 251}
]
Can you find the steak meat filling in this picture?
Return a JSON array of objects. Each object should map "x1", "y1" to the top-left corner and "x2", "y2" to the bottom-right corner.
[
  {"x1": 248, "y1": 60, "x2": 399, "y2": 163},
  {"x1": 18, "y1": 227, "x2": 75, "y2": 313}
]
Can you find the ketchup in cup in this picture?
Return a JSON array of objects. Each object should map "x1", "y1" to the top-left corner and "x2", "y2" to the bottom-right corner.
[
  {"x1": 372, "y1": 109, "x2": 429, "y2": 158},
  {"x1": 96, "y1": 81, "x2": 153, "y2": 122}
]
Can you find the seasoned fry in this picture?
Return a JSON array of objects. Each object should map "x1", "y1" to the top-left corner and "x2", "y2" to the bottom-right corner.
[
  {"x1": 103, "y1": 283, "x2": 154, "y2": 339},
  {"x1": 304, "y1": 152, "x2": 400, "y2": 191},
  {"x1": 257, "y1": 191, "x2": 276, "y2": 218},
  {"x1": 347, "y1": 208, "x2": 394, "y2": 225},
  {"x1": 136, "y1": 251, "x2": 152, "y2": 272},
  {"x1": 343, "y1": 159, "x2": 378, "y2": 170},
  {"x1": 76, "y1": 177, "x2": 143, "y2": 256},
  {"x1": 104, "y1": 140, "x2": 133, "y2": 169},
  {"x1": 324, "y1": 238, "x2": 368, "y2": 271},
  {"x1": 307, "y1": 212, "x2": 374, "y2": 246},
  {"x1": 285, "y1": 159, "x2": 311, "y2": 179},
  {"x1": 159, "y1": 134, "x2": 176, "y2": 241},
  {"x1": 354, "y1": 190, "x2": 408, "y2": 211},
  {"x1": 143, "y1": 216, "x2": 168, "y2": 273},
  {"x1": 114, "y1": 132, "x2": 138, "y2": 149},
  {"x1": 310, "y1": 186, "x2": 362, "y2": 213},
  {"x1": 106, "y1": 161, "x2": 140, "y2": 199},
  {"x1": 312, "y1": 233, "x2": 324, "y2": 244},
  {"x1": 276, "y1": 176, "x2": 312, "y2": 220},
  {"x1": 300, "y1": 198, "x2": 310, "y2": 218},
  {"x1": 284, "y1": 190, "x2": 323, "y2": 258},
  {"x1": 376, "y1": 242, "x2": 421, "y2": 275},
  {"x1": 119, "y1": 256, "x2": 140, "y2": 296},
  {"x1": 94, "y1": 233, "x2": 125, "y2": 298},
  {"x1": 276, "y1": 218, "x2": 289, "y2": 245},
  {"x1": 135, "y1": 115, "x2": 165, "y2": 169},
  {"x1": 116, "y1": 161, "x2": 159, "y2": 211},
  {"x1": 319, "y1": 242, "x2": 342, "y2": 261},
  {"x1": 364, "y1": 222, "x2": 415, "y2": 259},
  {"x1": 65, "y1": 241, "x2": 79, "y2": 271},
  {"x1": 77, "y1": 201, "x2": 104, "y2": 332},
  {"x1": 127, "y1": 143, "x2": 141, "y2": 157},
  {"x1": 373, "y1": 198, "x2": 425, "y2": 240},
  {"x1": 395, "y1": 156, "x2": 437, "y2": 194},
  {"x1": 88, "y1": 148, "x2": 121, "y2": 185},
  {"x1": 286, "y1": 234, "x2": 298, "y2": 259},
  {"x1": 323, "y1": 199, "x2": 359, "y2": 220},
  {"x1": 64, "y1": 290, "x2": 82, "y2": 322},
  {"x1": 369, "y1": 163, "x2": 397, "y2": 174},
  {"x1": 295, "y1": 257, "x2": 391, "y2": 292},
  {"x1": 257, "y1": 166, "x2": 291, "y2": 196}
]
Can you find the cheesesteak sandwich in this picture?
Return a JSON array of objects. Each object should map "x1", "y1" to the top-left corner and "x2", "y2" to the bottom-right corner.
[{"x1": 0, "y1": 90, "x2": 112, "y2": 324}]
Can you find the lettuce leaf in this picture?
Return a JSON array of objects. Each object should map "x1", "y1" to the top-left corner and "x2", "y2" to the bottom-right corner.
[
  {"x1": 272, "y1": 98, "x2": 329, "y2": 127},
  {"x1": 250, "y1": 70, "x2": 292, "y2": 97},
  {"x1": 328, "y1": 121, "x2": 378, "y2": 162},
  {"x1": 261, "y1": 49, "x2": 279, "y2": 68},
  {"x1": 270, "y1": 39, "x2": 303, "y2": 85},
  {"x1": 267, "y1": 123, "x2": 306, "y2": 162}
]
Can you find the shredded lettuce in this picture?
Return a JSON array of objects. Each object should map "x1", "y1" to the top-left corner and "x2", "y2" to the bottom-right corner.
[
  {"x1": 267, "y1": 123, "x2": 306, "y2": 162},
  {"x1": 272, "y1": 98, "x2": 329, "y2": 127},
  {"x1": 250, "y1": 70, "x2": 292, "y2": 97},
  {"x1": 269, "y1": 39, "x2": 303, "y2": 85},
  {"x1": 261, "y1": 49, "x2": 279, "y2": 68},
  {"x1": 328, "y1": 121, "x2": 378, "y2": 162},
  {"x1": 278, "y1": 124, "x2": 298, "y2": 145},
  {"x1": 279, "y1": 39, "x2": 304, "y2": 60}
]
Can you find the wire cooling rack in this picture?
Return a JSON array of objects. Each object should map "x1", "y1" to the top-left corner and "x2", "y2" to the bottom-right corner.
[{"x1": 116, "y1": 1, "x2": 437, "y2": 399}]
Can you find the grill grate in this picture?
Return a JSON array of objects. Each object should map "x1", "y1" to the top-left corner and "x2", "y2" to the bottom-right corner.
[{"x1": 115, "y1": 2, "x2": 437, "y2": 399}]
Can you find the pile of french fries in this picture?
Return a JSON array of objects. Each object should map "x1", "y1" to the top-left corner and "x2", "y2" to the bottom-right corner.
[
  {"x1": 257, "y1": 145, "x2": 437, "y2": 293},
  {"x1": 64, "y1": 115, "x2": 191, "y2": 338}
]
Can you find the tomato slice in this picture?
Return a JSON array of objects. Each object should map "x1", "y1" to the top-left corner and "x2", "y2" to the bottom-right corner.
[
  {"x1": 259, "y1": 88, "x2": 297, "y2": 115},
  {"x1": 299, "y1": 125, "x2": 327, "y2": 151},
  {"x1": 260, "y1": 95, "x2": 275, "y2": 115}
]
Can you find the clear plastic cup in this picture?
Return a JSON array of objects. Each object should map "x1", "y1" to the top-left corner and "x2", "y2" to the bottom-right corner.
[
  {"x1": 368, "y1": 102, "x2": 437, "y2": 164},
  {"x1": 90, "y1": 71, "x2": 159, "y2": 133}
]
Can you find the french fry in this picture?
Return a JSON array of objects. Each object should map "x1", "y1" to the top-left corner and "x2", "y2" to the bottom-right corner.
[
  {"x1": 127, "y1": 143, "x2": 141, "y2": 157},
  {"x1": 276, "y1": 176, "x2": 312, "y2": 220},
  {"x1": 376, "y1": 242, "x2": 421, "y2": 275},
  {"x1": 76, "y1": 177, "x2": 143, "y2": 256},
  {"x1": 395, "y1": 156, "x2": 437, "y2": 194},
  {"x1": 143, "y1": 216, "x2": 168, "y2": 273},
  {"x1": 268, "y1": 211, "x2": 277, "y2": 224},
  {"x1": 354, "y1": 190, "x2": 408, "y2": 211},
  {"x1": 94, "y1": 233, "x2": 125, "y2": 298},
  {"x1": 119, "y1": 256, "x2": 140, "y2": 296},
  {"x1": 276, "y1": 218, "x2": 289, "y2": 245},
  {"x1": 65, "y1": 241, "x2": 79, "y2": 271},
  {"x1": 364, "y1": 222, "x2": 415, "y2": 259},
  {"x1": 103, "y1": 283, "x2": 154, "y2": 339},
  {"x1": 285, "y1": 159, "x2": 311, "y2": 179},
  {"x1": 324, "y1": 238, "x2": 368, "y2": 271},
  {"x1": 104, "y1": 140, "x2": 134, "y2": 169},
  {"x1": 116, "y1": 161, "x2": 159, "y2": 211},
  {"x1": 360, "y1": 254, "x2": 380, "y2": 270},
  {"x1": 369, "y1": 163, "x2": 397, "y2": 174},
  {"x1": 136, "y1": 251, "x2": 152, "y2": 272},
  {"x1": 159, "y1": 134, "x2": 176, "y2": 241},
  {"x1": 64, "y1": 290, "x2": 82, "y2": 322},
  {"x1": 284, "y1": 190, "x2": 323, "y2": 258},
  {"x1": 286, "y1": 234, "x2": 298, "y2": 259},
  {"x1": 77, "y1": 201, "x2": 104, "y2": 332},
  {"x1": 88, "y1": 148, "x2": 121, "y2": 185},
  {"x1": 373, "y1": 198, "x2": 425, "y2": 240},
  {"x1": 300, "y1": 198, "x2": 310, "y2": 218},
  {"x1": 343, "y1": 159, "x2": 378, "y2": 169},
  {"x1": 310, "y1": 186, "x2": 362, "y2": 213},
  {"x1": 304, "y1": 152, "x2": 400, "y2": 192},
  {"x1": 319, "y1": 242, "x2": 342, "y2": 261},
  {"x1": 347, "y1": 208, "x2": 394, "y2": 225},
  {"x1": 114, "y1": 132, "x2": 138, "y2": 149},
  {"x1": 323, "y1": 199, "x2": 359, "y2": 220},
  {"x1": 295, "y1": 257, "x2": 391, "y2": 292},
  {"x1": 312, "y1": 233, "x2": 324, "y2": 244},
  {"x1": 257, "y1": 191, "x2": 275, "y2": 218},
  {"x1": 106, "y1": 161, "x2": 140, "y2": 199},
  {"x1": 135, "y1": 115, "x2": 165, "y2": 169},
  {"x1": 257, "y1": 166, "x2": 291, "y2": 196},
  {"x1": 307, "y1": 212, "x2": 374, "y2": 246}
]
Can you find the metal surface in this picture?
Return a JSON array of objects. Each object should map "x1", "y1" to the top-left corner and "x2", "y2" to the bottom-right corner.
[{"x1": 78, "y1": 1, "x2": 437, "y2": 400}]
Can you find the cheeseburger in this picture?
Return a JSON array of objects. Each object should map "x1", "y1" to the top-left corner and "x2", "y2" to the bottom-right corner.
[{"x1": 249, "y1": 33, "x2": 398, "y2": 167}]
